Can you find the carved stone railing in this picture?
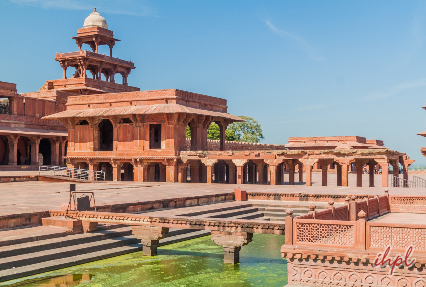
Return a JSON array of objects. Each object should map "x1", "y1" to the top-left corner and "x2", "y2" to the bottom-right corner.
[
  {"x1": 293, "y1": 220, "x2": 357, "y2": 248},
  {"x1": 367, "y1": 222, "x2": 426, "y2": 252},
  {"x1": 389, "y1": 195, "x2": 426, "y2": 213}
]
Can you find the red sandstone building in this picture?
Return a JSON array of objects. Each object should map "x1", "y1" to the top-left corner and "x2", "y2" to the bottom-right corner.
[{"x1": 2, "y1": 9, "x2": 414, "y2": 187}]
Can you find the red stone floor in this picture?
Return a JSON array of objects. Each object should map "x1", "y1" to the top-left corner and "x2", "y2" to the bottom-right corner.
[
  {"x1": 0, "y1": 172, "x2": 425, "y2": 217},
  {"x1": 371, "y1": 212, "x2": 425, "y2": 224}
]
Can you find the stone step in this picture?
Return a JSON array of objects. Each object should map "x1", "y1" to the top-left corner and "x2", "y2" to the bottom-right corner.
[
  {"x1": 0, "y1": 226, "x2": 133, "y2": 258},
  {"x1": 0, "y1": 226, "x2": 211, "y2": 283},
  {"x1": 178, "y1": 204, "x2": 253, "y2": 217},
  {"x1": 251, "y1": 203, "x2": 329, "y2": 209},
  {"x1": 0, "y1": 243, "x2": 142, "y2": 283},
  {"x1": 256, "y1": 207, "x2": 310, "y2": 213},
  {"x1": 234, "y1": 211, "x2": 265, "y2": 220},
  {"x1": 263, "y1": 211, "x2": 305, "y2": 218},
  {"x1": 207, "y1": 207, "x2": 260, "y2": 218},
  {"x1": 0, "y1": 235, "x2": 139, "y2": 270}
]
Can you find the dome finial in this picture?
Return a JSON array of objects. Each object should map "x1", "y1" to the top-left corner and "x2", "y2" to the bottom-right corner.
[{"x1": 94, "y1": 7, "x2": 97, "y2": 12}]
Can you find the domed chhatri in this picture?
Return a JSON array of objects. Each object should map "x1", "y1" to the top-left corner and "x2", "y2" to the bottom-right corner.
[{"x1": 83, "y1": 8, "x2": 108, "y2": 29}]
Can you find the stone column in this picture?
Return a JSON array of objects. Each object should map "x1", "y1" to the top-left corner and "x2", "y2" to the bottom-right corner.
[
  {"x1": 111, "y1": 118, "x2": 119, "y2": 152},
  {"x1": 336, "y1": 164, "x2": 342, "y2": 186},
  {"x1": 190, "y1": 161, "x2": 200, "y2": 183},
  {"x1": 369, "y1": 161, "x2": 375, "y2": 187},
  {"x1": 30, "y1": 137, "x2": 40, "y2": 166},
  {"x1": 298, "y1": 159, "x2": 318, "y2": 186},
  {"x1": 356, "y1": 163, "x2": 363, "y2": 187},
  {"x1": 218, "y1": 122, "x2": 227, "y2": 151},
  {"x1": 269, "y1": 164, "x2": 277, "y2": 185},
  {"x1": 178, "y1": 163, "x2": 186, "y2": 183},
  {"x1": 321, "y1": 163, "x2": 328, "y2": 186},
  {"x1": 288, "y1": 161, "x2": 295, "y2": 185},
  {"x1": 201, "y1": 159, "x2": 217, "y2": 184},
  {"x1": 166, "y1": 160, "x2": 178, "y2": 183},
  {"x1": 132, "y1": 226, "x2": 169, "y2": 256},
  {"x1": 52, "y1": 139, "x2": 60, "y2": 166},
  {"x1": 8, "y1": 136, "x2": 18, "y2": 166},
  {"x1": 378, "y1": 161, "x2": 389, "y2": 188},
  {"x1": 226, "y1": 160, "x2": 236, "y2": 184},
  {"x1": 400, "y1": 154, "x2": 414, "y2": 188},
  {"x1": 256, "y1": 162, "x2": 264, "y2": 184},
  {"x1": 298, "y1": 163, "x2": 303, "y2": 183},
  {"x1": 112, "y1": 162, "x2": 121, "y2": 181},
  {"x1": 342, "y1": 164, "x2": 349, "y2": 186},
  {"x1": 60, "y1": 140, "x2": 67, "y2": 165},
  {"x1": 211, "y1": 231, "x2": 253, "y2": 264},
  {"x1": 232, "y1": 159, "x2": 247, "y2": 185}
]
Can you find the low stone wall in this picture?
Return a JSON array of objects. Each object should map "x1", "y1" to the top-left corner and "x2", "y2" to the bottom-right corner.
[
  {"x1": 0, "y1": 192, "x2": 235, "y2": 230},
  {"x1": 247, "y1": 192, "x2": 366, "y2": 202},
  {"x1": 185, "y1": 138, "x2": 287, "y2": 151},
  {"x1": 0, "y1": 175, "x2": 38, "y2": 182}
]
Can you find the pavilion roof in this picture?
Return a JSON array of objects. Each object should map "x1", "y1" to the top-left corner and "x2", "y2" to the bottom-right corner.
[
  {"x1": 0, "y1": 126, "x2": 67, "y2": 137},
  {"x1": 43, "y1": 103, "x2": 243, "y2": 122}
]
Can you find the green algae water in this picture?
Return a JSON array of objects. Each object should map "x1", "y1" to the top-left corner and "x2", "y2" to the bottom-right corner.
[{"x1": 5, "y1": 234, "x2": 288, "y2": 287}]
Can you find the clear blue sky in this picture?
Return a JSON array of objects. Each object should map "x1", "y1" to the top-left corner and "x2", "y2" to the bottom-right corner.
[{"x1": 1, "y1": 0, "x2": 426, "y2": 165}]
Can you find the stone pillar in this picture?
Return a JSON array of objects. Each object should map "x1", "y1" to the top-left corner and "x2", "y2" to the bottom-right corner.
[
  {"x1": 232, "y1": 160, "x2": 247, "y2": 185},
  {"x1": 201, "y1": 159, "x2": 217, "y2": 184},
  {"x1": 356, "y1": 163, "x2": 363, "y2": 187},
  {"x1": 52, "y1": 139, "x2": 60, "y2": 166},
  {"x1": 342, "y1": 164, "x2": 349, "y2": 186},
  {"x1": 336, "y1": 164, "x2": 342, "y2": 186},
  {"x1": 369, "y1": 162, "x2": 375, "y2": 187},
  {"x1": 256, "y1": 162, "x2": 264, "y2": 184},
  {"x1": 379, "y1": 161, "x2": 389, "y2": 188},
  {"x1": 111, "y1": 118, "x2": 119, "y2": 152},
  {"x1": 298, "y1": 163, "x2": 303, "y2": 183},
  {"x1": 132, "y1": 226, "x2": 169, "y2": 256},
  {"x1": 166, "y1": 160, "x2": 178, "y2": 183},
  {"x1": 227, "y1": 161, "x2": 236, "y2": 184},
  {"x1": 190, "y1": 161, "x2": 200, "y2": 183},
  {"x1": 178, "y1": 163, "x2": 186, "y2": 183},
  {"x1": 112, "y1": 162, "x2": 121, "y2": 181},
  {"x1": 269, "y1": 165, "x2": 277, "y2": 185},
  {"x1": 218, "y1": 122, "x2": 227, "y2": 151},
  {"x1": 305, "y1": 164, "x2": 313, "y2": 186},
  {"x1": 288, "y1": 161, "x2": 295, "y2": 185},
  {"x1": 60, "y1": 140, "x2": 67, "y2": 165},
  {"x1": 30, "y1": 137, "x2": 40, "y2": 166},
  {"x1": 88, "y1": 162, "x2": 99, "y2": 180},
  {"x1": 321, "y1": 164, "x2": 328, "y2": 186},
  {"x1": 211, "y1": 231, "x2": 253, "y2": 264},
  {"x1": 8, "y1": 136, "x2": 18, "y2": 166}
]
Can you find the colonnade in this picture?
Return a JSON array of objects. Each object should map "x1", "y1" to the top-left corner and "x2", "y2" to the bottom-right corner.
[{"x1": 0, "y1": 134, "x2": 66, "y2": 166}]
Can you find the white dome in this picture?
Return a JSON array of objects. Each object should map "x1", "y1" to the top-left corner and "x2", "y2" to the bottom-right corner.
[{"x1": 83, "y1": 8, "x2": 108, "y2": 29}]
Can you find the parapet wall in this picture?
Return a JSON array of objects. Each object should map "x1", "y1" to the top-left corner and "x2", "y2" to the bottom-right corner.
[{"x1": 185, "y1": 138, "x2": 287, "y2": 151}]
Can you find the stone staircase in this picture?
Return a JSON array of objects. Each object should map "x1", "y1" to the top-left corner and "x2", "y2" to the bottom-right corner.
[{"x1": 0, "y1": 225, "x2": 208, "y2": 283}]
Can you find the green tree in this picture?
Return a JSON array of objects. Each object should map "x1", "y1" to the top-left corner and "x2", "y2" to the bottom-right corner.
[
  {"x1": 227, "y1": 116, "x2": 264, "y2": 143},
  {"x1": 187, "y1": 123, "x2": 238, "y2": 141}
]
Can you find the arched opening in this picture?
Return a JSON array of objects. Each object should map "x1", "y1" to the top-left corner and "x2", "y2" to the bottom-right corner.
[
  {"x1": 0, "y1": 136, "x2": 9, "y2": 165},
  {"x1": 263, "y1": 163, "x2": 268, "y2": 184},
  {"x1": 149, "y1": 124, "x2": 162, "y2": 149},
  {"x1": 243, "y1": 160, "x2": 257, "y2": 184},
  {"x1": 99, "y1": 119, "x2": 113, "y2": 151},
  {"x1": 276, "y1": 162, "x2": 286, "y2": 185},
  {"x1": 187, "y1": 121, "x2": 197, "y2": 151},
  {"x1": 122, "y1": 163, "x2": 134, "y2": 181},
  {"x1": 39, "y1": 139, "x2": 51, "y2": 165},
  {"x1": 17, "y1": 137, "x2": 30, "y2": 165},
  {"x1": 99, "y1": 162, "x2": 113, "y2": 181},
  {"x1": 120, "y1": 118, "x2": 132, "y2": 124},
  {"x1": 114, "y1": 73, "x2": 123, "y2": 85},
  {"x1": 213, "y1": 160, "x2": 229, "y2": 183},
  {"x1": 0, "y1": 98, "x2": 9, "y2": 114},
  {"x1": 148, "y1": 162, "x2": 166, "y2": 182}
]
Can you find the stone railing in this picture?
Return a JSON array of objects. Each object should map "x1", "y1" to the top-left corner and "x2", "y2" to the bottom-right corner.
[
  {"x1": 389, "y1": 195, "x2": 426, "y2": 213},
  {"x1": 56, "y1": 51, "x2": 135, "y2": 67}
]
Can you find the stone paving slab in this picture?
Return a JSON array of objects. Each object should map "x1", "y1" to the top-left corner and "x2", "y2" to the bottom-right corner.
[
  {"x1": 372, "y1": 213, "x2": 426, "y2": 224},
  {"x1": 0, "y1": 173, "x2": 425, "y2": 217}
]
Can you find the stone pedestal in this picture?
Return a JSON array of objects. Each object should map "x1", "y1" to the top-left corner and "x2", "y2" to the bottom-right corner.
[
  {"x1": 211, "y1": 231, "x2": 253, "y2": 264},
  {"x1": 132, "y1": 226, "x2": 169, "y2": 256}
]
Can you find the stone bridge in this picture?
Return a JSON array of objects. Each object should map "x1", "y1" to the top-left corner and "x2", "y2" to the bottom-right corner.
[{"x1": 49, "y1": 210, "x2": 285, "y2": 264}]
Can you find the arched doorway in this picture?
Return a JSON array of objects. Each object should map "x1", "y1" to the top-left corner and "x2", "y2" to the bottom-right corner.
[
  {"x1": 213, "y1": 160, "x2": 229, "y2": 183},
  {"x1": 122, "y1": 163, "x2": 134, "y2": 181},
  {"x1": 17, "y1": 137, "x2": 30, "y2": 165},
  {"x1": 99, "y1": 162, "x2": 113, "y2": 181},
  {"x1": 0, "y1": 136, "x2": 8, "y2": 165},
  {"x1": 243, "y1": 160, "x2": 257, "y2": 184},
  {"x1": 99, "y1": 119, "x2": 113, "y2": 151},
  {"x1": 39, "y1": 139, "x2": 51, "y2": 165}
]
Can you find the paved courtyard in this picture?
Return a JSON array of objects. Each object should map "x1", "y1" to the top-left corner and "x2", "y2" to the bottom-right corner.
[{"x1": 1, "y1": 172, "x2": 425, "y2": 217}]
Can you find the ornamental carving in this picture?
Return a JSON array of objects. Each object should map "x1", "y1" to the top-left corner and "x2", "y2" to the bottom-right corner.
[{"x1": 295, "y1": 222, "x2": 355, "y2": 246}]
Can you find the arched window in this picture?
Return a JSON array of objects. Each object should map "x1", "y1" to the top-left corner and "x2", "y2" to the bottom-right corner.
[{"x1": 99, "y1": 119, "x2": 113, "y2": 151}]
